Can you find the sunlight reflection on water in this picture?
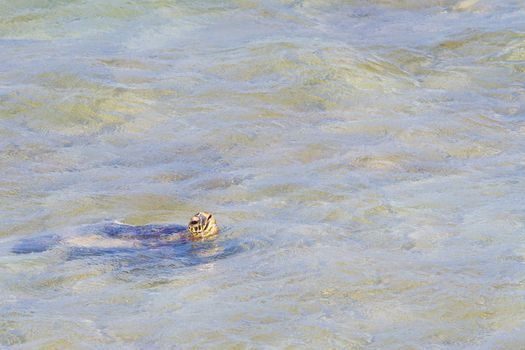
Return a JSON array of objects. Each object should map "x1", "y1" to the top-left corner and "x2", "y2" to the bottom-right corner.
[{"x1": 1, "y1": 0, "x2": 525, "y2": 348}]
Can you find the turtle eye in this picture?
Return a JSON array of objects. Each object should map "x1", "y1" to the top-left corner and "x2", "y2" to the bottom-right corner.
[{"x1": 190, "y1": 220, "x2": 199, "y2": 225}]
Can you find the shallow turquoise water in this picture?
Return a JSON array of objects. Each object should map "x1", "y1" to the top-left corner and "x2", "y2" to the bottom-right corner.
[{"x1": 1, "y1": 1, "x2": 525, "y2": 348}]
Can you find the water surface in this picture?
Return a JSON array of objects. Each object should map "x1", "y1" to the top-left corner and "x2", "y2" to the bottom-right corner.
[{"x1": 1, "y1": 0, "x2": 525, "y2": 348}]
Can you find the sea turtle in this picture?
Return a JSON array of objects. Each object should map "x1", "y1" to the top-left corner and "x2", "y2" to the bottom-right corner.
[
  {"x1": 12, "y1": 211, "x2": 241, "y2": 271},
  {"x1": 12, "y1": 212, "x2": 221, "y2": 255}
]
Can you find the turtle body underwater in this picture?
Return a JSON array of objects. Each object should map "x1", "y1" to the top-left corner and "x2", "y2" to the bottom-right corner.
[
  {"x1": 12, "y1": 212, "x2": 229, "y2": 263},
  {"x1": 67, "y1": 211, "x2": 219, "y2": 249}
]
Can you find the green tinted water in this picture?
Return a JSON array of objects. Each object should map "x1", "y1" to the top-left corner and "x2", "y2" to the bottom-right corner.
[{"x1": 1, "y1": 0, "x2": 525, "y2": 348}]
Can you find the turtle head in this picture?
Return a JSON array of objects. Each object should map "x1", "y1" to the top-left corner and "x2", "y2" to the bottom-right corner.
[{"x1": 188, "y1": 212, "x2": 218, "y2": 239}]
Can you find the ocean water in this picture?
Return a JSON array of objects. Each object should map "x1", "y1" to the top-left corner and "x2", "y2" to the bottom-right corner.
[{"x1": 1, "y1": 0, "x2": 525, "y2": 348}]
